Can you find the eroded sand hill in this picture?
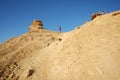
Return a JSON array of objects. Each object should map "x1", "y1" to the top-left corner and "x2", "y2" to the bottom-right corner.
[{"x1": 0, "y1": 10, "x2": 120, "y2": 80}]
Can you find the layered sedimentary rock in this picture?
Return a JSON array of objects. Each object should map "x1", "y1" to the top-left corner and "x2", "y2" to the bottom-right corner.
[{"x1": 29, "y1": 20, "x2": 44, "y2": 31}]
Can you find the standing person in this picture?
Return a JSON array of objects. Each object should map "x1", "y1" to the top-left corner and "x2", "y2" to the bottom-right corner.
[{"x1": 59, "y1": 26, "x2": 62, "y2": 32}]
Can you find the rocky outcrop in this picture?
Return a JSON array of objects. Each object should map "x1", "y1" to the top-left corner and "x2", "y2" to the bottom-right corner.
[
  {"x1": 29, "y1": 20, "x2": 44, "y2": 31},
  {"x1": 91, "y1": 13, "x2": 102, "y2": 20},
  {"x1": 91, "y1": 11, "x2": 105, "y2": 20}
]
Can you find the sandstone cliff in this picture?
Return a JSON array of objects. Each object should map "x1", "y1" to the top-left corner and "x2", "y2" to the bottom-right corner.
[{"x1": 0, "y1": 10, "x2": 120, "y2": 80}]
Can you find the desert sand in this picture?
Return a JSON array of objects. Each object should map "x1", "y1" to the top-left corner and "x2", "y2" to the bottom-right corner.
[{"x1": 0, "y1": 10, "x2": 120, "y2": 80}]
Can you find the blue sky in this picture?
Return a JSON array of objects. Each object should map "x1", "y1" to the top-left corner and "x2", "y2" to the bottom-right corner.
[{"x1": 0, "y1": 0, "x2": 120, "y2": 44}]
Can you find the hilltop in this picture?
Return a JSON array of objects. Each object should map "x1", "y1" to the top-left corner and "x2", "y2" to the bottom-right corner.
[{"x1": 0, "y1": 10, "x2": 120, "y2": 80}]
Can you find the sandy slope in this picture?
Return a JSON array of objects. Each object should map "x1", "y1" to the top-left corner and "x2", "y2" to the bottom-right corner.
[{"x1": 0, "y1": 10, "x2": 120, "y2": 80}]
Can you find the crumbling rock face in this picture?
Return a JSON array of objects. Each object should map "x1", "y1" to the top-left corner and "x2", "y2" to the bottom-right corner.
[{"x1": 29, "y1": 20, "x2": 44, "y2": 31}]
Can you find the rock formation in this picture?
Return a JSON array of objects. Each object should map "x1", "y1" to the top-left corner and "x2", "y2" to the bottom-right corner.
[
  {"x1": 29, "y1": 20, "x2": 44, "y2": 31},
  {"x1": 0, "y1": 10, "x2": 120, "y2": 80},
  {"x1": 91, "y1": 11, "x2": 105, "y2": 20},
  {"x1": 91, "y1": 13, "x2": 102, "y2": 20}
]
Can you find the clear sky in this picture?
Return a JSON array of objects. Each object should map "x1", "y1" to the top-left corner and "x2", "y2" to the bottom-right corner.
[{"x1": 0, "y1": 0, "x2": 120, "y2": 44}]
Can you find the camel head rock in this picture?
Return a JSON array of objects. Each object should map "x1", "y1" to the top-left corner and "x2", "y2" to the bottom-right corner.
[{"x1": 29, "y1": 20, "x2": 44, "y2": 31}]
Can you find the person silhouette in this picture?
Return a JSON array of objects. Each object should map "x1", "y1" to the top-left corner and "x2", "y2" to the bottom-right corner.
[{"x1": 59, "y1": 26, "x2": 62, "y2": 32}]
